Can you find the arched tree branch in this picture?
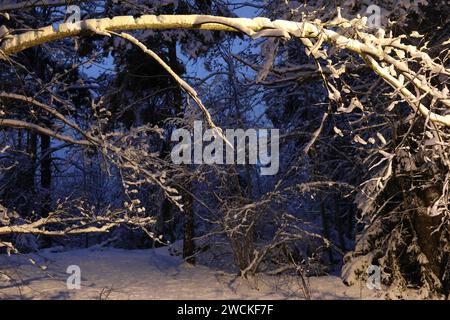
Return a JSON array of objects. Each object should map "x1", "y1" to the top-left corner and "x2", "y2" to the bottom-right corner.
[{"x1": 1, "y1": 14, "x2": 449, "y2": 126}]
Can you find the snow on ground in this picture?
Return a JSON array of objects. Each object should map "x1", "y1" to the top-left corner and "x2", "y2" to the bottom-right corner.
[{"x1": 0, "y1": 245, "x2": 382, "y2": 300}]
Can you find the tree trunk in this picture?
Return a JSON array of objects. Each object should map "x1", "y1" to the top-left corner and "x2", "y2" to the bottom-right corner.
[
  {"x1": 40, "y1": 133, "x2": 51, "y2": 217},
  {"x1": 182, "y1": 189, "x2": 195, "y2": 264},
  {"x1": 321, "y1": 200, "x2": 334, "y2": 263},
  {"x1": 167, "y1": 32, "x2": 196, "y2": 264}
]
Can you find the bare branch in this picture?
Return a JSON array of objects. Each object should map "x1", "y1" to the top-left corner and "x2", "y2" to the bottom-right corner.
[{"x1": 0, "y1": 118, "x2": 91, "y2": 146}]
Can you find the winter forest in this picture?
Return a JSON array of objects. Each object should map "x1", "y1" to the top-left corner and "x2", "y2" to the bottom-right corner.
[{"x1": 0, "y1": 0, "x2": 449, "y2": 301}]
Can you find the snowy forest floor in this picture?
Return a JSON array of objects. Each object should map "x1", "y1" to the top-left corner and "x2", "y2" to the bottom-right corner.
[{"x1": 0, "y1": 244, "x2": 386, "y2": 300}]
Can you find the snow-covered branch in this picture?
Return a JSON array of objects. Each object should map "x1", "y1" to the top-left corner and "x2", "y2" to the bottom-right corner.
[
  {"x1": 0, "y1": 202, "x2": 156, "y2": 237},
  {"x1": 0, "y1": 119, "x2": 91, "y2": 146},
  {"x1": 0, "y1": 0, "x2": 99, "y2": 12},
  {"x1": 1, "y1": 14, "x2": 448, "y2": 126}
]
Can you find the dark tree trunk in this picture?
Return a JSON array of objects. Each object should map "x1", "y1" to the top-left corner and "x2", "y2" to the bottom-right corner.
[
  {"x1": 320, "y1": 200, "x2": 334, "y2": 263},
  {"x1": 22, "y1": 131, "x2": 37, "y2": 217},
  {"x1": 182, "y1": 189, "x2": 195, "y2": 264},
  {"x1": 410, "y1": 187, "x2": 446, "y2": 288},
  {"x1": 40, "y1": 133, "x2": 51, "y2": 217},
  {"x1": 168, "y1": 40, "x2": 196, "y2": 264}
]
